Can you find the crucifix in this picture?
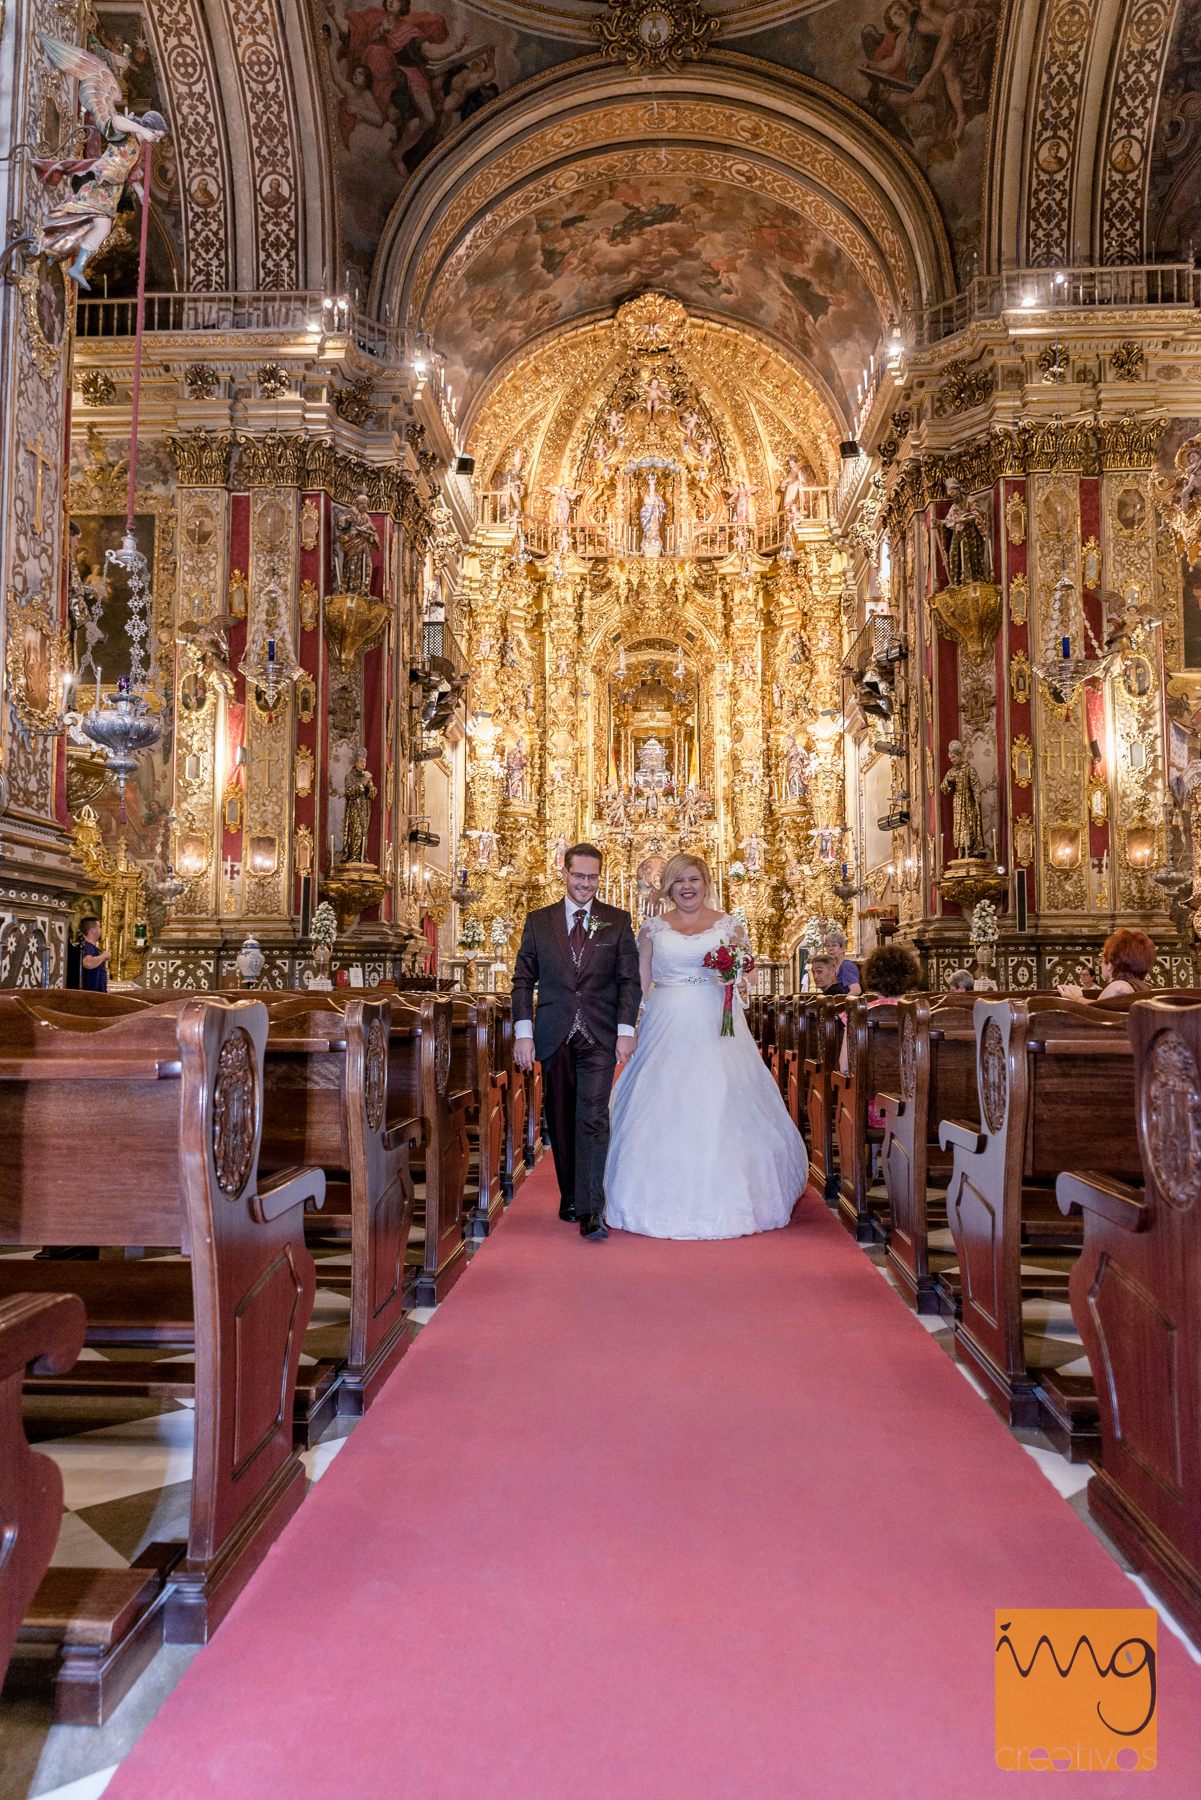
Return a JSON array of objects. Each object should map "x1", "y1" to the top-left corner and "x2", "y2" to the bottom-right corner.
[
  {"x1": 1041, "y1": 730, "x2": 1084, "y2": 780},
  {"x1": 23, "y1": 432, "x2": 55, "y2": 535},
  {"x1": 250, "y1": 741, "x2": 285, "y2": 793}
]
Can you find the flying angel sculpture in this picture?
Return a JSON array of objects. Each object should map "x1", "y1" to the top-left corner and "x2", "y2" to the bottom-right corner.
[{"x1": 35, "y1": 33, "x2": 168, "y2": 289}]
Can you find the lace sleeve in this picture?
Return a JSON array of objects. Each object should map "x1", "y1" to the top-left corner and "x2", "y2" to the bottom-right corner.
[
  {"x1": 721, "y1": 913, "x2": 752, "y2": 950},
  {"x1": 637, "y1": 916, "x2": 663, "y2": 949}
]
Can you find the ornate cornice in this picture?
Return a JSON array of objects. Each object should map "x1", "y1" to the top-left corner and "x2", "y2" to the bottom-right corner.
[
  {"x1": 879, "y1": 416, "x2": 1169, "y2": 536},
  {"x1": 168, "y1": 429, "x2": 431, "y2": 542},
  {"x1": 167, "y1": 428, "x2": 240, "y2": 488}
]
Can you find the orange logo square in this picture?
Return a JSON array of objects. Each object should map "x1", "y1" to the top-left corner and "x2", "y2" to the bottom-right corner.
[{"x1": 995, "y1": 1609, "x2": 1157, "y2": 1773}]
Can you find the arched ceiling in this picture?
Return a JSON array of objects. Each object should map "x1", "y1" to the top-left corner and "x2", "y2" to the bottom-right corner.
[
  {"x1": 375, "y1": 57, "x2": 954, "y2": 430},
  {"x1": 466, "y1": 299, "x2": 842, "y2": 514}
]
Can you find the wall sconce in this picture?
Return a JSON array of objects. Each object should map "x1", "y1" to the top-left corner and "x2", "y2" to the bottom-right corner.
[
  {"x1": 1125, "y1": 826, "x2": 1156, "y2": 870},
  {"x1": 176, "y1": 833, "x2": 209, "y2": 880},
  {"x1": 1046, "y1": 824, "x2": 1081, "y2": 870},
  {"x1": 247, "y1": 833, "x2": 279, "y2": 877}
]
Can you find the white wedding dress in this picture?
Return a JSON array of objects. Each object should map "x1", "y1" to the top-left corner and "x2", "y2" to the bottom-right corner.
[{"x1": 604, "y1": 915, "x2": 809, "y2": 1239}]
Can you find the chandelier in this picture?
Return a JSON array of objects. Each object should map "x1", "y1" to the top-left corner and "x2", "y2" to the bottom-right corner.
[
  {"x1": 238, "y1": 581, "x2": 302, "y2": 716},
  {"x1": 1033, "y1": 573, "x2": 1119, "y2": 709},
  {"x1": 75, "y1": 139, "x2": 166, "y2": 815}
]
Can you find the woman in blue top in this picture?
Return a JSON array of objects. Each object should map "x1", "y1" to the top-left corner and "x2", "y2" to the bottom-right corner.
[
  {"x1": 80, "y1": 916, "x2": 110, "y2": 991},
  {"x1": 825, "y1": 929, "x2": 861, "y2": 996}
]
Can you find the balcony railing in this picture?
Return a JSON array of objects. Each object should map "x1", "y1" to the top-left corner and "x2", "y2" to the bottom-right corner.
[
  {"x1": 476, "y1": 493, "x2": 828, "y2": 558},
  {"x1": 74, "y1": 291, "x2": 438, "y2": 368},
  {"x1": 911, "y1": 263, "x2": 1200, "y2": 349}
]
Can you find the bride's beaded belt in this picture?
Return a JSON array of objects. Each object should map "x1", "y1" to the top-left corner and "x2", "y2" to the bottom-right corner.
[{"x1": 657, "y1": 976, "x2": 717, "y2": 986}]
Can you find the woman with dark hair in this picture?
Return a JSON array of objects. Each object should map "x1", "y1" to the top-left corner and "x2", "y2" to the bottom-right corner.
[
  {"x1": 862, "y1": 944, "x2": 923, "y2": 998},
  {"x1": 1058, "y1": 929, "x2": 1155, "y2": 1002},
  {"x1": 839, "y1": 944, "x2": 923, "y2": 1127}
]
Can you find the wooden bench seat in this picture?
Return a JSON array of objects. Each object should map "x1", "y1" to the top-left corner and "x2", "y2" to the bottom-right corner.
[
  {"x1": 802, "y1": 997, "x2": 842, "y2": 1204},
  {"x1": 0, "y1": 997, "x2": 324, "y2": 1674},
  {"x1": 1056, "y1": 995, "x2": 1201, "y2": 1647},
  {"x1": 833, "y1": 999, "x2": 901, "y2": 1244},
  {"x1": 937, "y1": 998, "x2": 1138, "y2": 1457}
]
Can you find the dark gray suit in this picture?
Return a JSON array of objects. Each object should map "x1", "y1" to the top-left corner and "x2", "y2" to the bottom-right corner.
[{"x1": 512, "y1": 900, "x2": 641, "y2": 1215}]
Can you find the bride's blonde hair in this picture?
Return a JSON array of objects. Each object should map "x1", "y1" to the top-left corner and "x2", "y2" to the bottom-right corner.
[{"x1": 659, "y1": 852, "x2": 715, "y2": 906}]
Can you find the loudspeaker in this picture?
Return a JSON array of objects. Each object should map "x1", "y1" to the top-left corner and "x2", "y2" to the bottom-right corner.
[
  {"x1": 300, "y1": 874, "x2": 312, "y2": 938},
  {"x1": 1015, "y1": 868, "x2": 1027, "y2": 934},
  {"x1": 455, "y1": 454, "x2": 474, "y2": 475}
]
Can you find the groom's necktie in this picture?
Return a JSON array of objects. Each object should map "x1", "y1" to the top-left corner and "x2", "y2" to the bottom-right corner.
[{"x1": 570, "y1": 908, "x2": 587, "y2": 961}]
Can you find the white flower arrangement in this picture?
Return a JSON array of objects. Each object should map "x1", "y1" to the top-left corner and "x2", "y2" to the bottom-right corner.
[
  {"x1": 310, "y1": 901, "x2": 338, "y2": 948},
  {"x1": 727, "y1": 860, "x2": 747, "y2": 882},
  {"x1": 458, "y1": 916, "x2": 485, "y2": 951},
  {"x1": 969, "y1": 899, "x2": 999, "y2": 946},
  {"x1": 489, "y1": 917, "x2": 510, "y2": 949}
]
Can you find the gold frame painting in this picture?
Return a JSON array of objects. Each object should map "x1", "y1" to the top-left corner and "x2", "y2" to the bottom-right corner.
[
  {"x1": 19, "y1": 254, "x2": 75, "y2": 378},
  {"x1": 5, "y1": 586, "x2": 71, "y2": 734}
]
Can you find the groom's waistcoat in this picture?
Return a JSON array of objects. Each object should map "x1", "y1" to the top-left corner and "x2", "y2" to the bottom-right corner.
[{"x1": 511, "y1": 901, "x2": 641, "y2": 1062}]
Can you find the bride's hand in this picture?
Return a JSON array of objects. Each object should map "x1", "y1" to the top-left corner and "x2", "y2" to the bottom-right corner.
[{"x1": 737, "y1": 978, "x2": 749, "y2": 1001}]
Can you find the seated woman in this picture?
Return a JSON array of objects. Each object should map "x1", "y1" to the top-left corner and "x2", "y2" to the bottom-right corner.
[
  {"x1": 840, "y1": 943, "x2": 923, "y2": 1127},
  {"x1": 1058, "y1": 928, "x2": 1155, "y2": 1003}
]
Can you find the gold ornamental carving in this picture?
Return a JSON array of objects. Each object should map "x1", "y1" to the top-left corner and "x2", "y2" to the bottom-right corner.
[
  {"x1": 167, "y1": 428, "x2": 239, "y2": 489},
  {"x1": 323, "y1": 590, "x2": 391, "y2": 671},
  {"x1": 614, "y1": 293, "x2": 690, "y2": 355},
  {"x1": 323, "y1": 872, "x2": 389, "y2": 934},
  {"x1": 19, "y1": 256, "x2": 75, "y2": 379},
  {"x1": 592, "y1": 0, "x2": 718, "y2": 68},
  {"x1": 930, "y1": 581, "x2": 1002, "y2": 666},
  {"x1": 1006, "y1": 491, "x2": 1027, "y2": 544},
  {"x1": 5, "y1": 587, "x2": 71, "y2": 734}
]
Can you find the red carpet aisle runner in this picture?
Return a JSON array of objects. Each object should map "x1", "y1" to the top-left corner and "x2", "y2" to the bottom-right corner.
[{"x1": 106, "y1": 1163, "x2": 1201, "y2": 1800}]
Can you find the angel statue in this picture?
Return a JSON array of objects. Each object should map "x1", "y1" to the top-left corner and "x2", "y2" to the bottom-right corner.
[
  {"x1": 725, "y1": 480, "x2": 759, "y2": 524},
  {"x1": 35, "y1": 35, "x2": 169, "y2": 290},
  {"x1": 342, "y1": 749, "x2": 377, "y2": 867},
  {"x1": 333, "y1": 492, "x2": 380, "y2": 594}
]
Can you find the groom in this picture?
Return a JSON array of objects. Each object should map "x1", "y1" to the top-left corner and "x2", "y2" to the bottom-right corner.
[{"x1": 512, "y1": 842, "x2": 641, "y2": 1240}]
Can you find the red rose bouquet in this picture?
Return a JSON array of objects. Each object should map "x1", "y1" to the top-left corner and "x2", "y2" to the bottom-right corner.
[{"x1": 703, "y1": 935, "x2": 755, "y2": 1037}]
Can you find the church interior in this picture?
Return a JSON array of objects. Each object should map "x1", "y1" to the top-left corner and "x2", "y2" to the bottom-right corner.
[{"x1": 3, "y1": 1, "x2": 1201, "y2": 1793}]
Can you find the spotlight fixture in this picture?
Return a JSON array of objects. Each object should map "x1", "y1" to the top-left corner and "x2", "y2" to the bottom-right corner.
[
  {"x1": 455, "y1": 455, "x2": 474, "y2": 475},
  {"x1": 839, "y1": 440, "x2": 861, "y2": 459}
]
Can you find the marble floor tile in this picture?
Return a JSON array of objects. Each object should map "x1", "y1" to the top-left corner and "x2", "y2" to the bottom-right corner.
[
  {"x1": 73, "y1": 1480, "x2": 193, "y2": 1564},
  {"x1": 37, "y1": 1411, "x2": 194, "y2": 1511},
  {"x1": 48, "y1": 1512, "x2": 129, "y2": 1571}
]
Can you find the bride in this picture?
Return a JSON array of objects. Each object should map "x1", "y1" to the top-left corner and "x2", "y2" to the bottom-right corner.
[{"x1": 604, "y1": 853, "x2": 808, "y2": 1239}]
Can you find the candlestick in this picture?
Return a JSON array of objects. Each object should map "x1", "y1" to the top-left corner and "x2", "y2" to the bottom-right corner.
[
  {"x1": 1061, "y1": 634, "x2": 1071, "y2": 659},
  {"x1": 94, "y1": 666, "x2": 102, "y2": 710},
  {"x1": 992, "y1": 827, "x2": 998, "y2": 862},
  {"x1": 267, "y1": 638, "x2": 276, "y2": 663}
]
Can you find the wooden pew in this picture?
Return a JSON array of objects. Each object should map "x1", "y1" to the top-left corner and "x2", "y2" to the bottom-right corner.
[
  {"x1": 390, "y1": 994, "x2": 472, "y2": 1307},
  {"x1": 879, "y1": 996, "x2": 976, "y2": 1314},
  {"x1": 524, "y1": 1051, "x2": 546, "y2": 1169},
  {"x1": 462, "y1": 996, "x2": 507, "y2": 1239},
  {"x1": 1056, "y1": 995, "x2": 1201, "y2": 1645},
  {"x1": 493, "y1": 997, "x2": 527, "y2": 1202},
  {"x1": 0, "y1": 998, "x2": 323, "y2": 1664},
  {"x1": 802, "y1": 997, "x2": 842, "y2": 1203},
  {"x1": 833, "y1": 999, "x2": 902, "y2": 1244},
  {"x1": 938, "y1": 997, "x2": 1138, "y2": 1455},
  {"x1": 1, "y1": 1293, "x2": 85, "y2": 1682},
  {"x1": 256, "y1": 995, "x2": 422, "y2": 1415}
]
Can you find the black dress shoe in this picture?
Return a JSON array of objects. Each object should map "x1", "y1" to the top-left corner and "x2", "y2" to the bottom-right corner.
[
  {"x1": 558, "y1": 1202, "x2": 578, "y2": 1222},
  {"x1": 579, "y1": 1214, "x2": 608, "y2": 1240}
]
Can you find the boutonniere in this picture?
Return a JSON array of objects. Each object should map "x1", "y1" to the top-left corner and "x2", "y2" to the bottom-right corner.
[{"x1": 586, "y1": 915, "x2": 612, "y2": 938}]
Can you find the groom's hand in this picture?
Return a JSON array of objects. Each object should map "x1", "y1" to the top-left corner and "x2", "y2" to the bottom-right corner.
[
  {"x1": 513, "y1": 1038, "x2": 536, "y2": 1071},
  {"x1": 615, "y1": 1032, "x2": 636, "y2": 1065}
]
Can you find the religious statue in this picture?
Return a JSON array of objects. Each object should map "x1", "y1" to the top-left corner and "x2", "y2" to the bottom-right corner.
[
  {"x1": 341, "y1": 750, "x2": 377, "y2": 866},
  {"x1": 553, "y1": 833, "x2": 568, "y2": 873},
  {"x1": 640, "y1": 473, "x2": 667, "y2": 557},
  {"x1": 780, "y1": 454, "x2": 815, "y2": 523},
  {"x1": 741, "y1": 833, "x2": 766, "y2": 874},
  {"x1": 941, "y1": 739, "x2": 987, "y2": 861},
  {"x1": 550, "y1": 484, "x2": 581, "y2": 526},
  {"x1": 605, "y1": 406, "x2": 626, "y2": 443},
  {"x1": 504, "y1": 741, "x2": 527, "y2": 801},
  {"x1": 785, "y1": 735, "x2": 809, "y2": 801},
  {"x1": 682, "y1": 410, "x2": 701, "y2": 439},
  {"x1": 725, "y1": 480, "x2": 758, "y2": 524},
  {"x1": 334, "y1": 492, "x2": 379, "y2": 594},
  {"x1": 35, "y1": 36, "x2": 169, "y2": 289},
  {"x1": 501, "y1": 448, "x2": 527, "y2": 518},
  {"x1": 644, "y1": 375, "x2": 668, "y2": 418},
  {"x1": 942, "y1": 481, "x2": 992, "y2": 584}
]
